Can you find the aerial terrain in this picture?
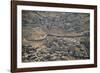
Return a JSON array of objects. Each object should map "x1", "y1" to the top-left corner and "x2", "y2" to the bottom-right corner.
[{"x1": 22, "y1": 10, "x2": 90, "y2": 62}]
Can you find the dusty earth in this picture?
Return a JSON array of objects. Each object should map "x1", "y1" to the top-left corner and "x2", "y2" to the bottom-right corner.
[{"x1": 22, "y1": 11, "x2": 90, "y2": 62}]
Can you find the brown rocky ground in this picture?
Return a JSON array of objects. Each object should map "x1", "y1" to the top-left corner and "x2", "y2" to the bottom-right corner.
[{"x1": 22, "y1": 11, "x2": 90, "y2": 62}]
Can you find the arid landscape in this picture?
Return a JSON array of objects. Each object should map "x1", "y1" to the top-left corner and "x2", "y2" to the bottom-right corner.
[{"x1": 22, "y1": 10, "x2": 90, "y2": 62}]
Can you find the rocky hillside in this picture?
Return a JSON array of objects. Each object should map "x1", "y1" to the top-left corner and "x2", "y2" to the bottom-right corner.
[{"x1": 22, "y1": 10, "x2": 90, "y2": 62}]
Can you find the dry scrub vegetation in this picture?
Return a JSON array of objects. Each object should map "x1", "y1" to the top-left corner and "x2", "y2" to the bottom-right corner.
[{"x1": 22, "y1": 10, "x2": 90, "y2": 62}]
